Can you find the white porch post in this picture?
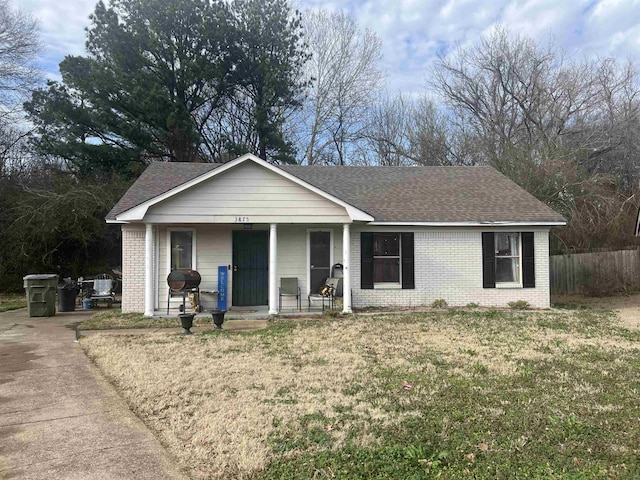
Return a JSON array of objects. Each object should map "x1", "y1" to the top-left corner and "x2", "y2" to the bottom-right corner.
[
  {"x1": 268, "y1": 223, "x2": 278, "y2": 314},
  {"x1": 144, "y1": 223, "x2": 155, "y2": 317},
  {"x1": 342, "y1": 223, "x2": 352, "y2": 314}
]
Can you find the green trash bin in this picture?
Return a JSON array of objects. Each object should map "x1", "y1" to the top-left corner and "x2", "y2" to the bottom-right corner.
[{"x1": 23, "y1": 274, "x2": 58, "y2": 317}]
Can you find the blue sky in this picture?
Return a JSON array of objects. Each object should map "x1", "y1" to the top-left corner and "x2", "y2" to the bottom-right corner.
[{"x1": 18, "y1": 0, "x2": 640, "y2": 94}]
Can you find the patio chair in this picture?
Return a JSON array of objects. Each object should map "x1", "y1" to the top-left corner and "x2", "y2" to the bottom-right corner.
[
  {"x1": 91, "y1": 274, "x2": 116, "y2": 308},
  {"x1": 279, "y1": 277, "x2": 301, "y2": 311},
  {"x1": 308, "y1": 277, "x2": 340, "y2": 312}
]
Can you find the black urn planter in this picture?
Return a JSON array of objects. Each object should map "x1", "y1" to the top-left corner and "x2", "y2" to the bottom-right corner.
[
  {"x1": 179, "y1": 313, "x2": 196, "y2": 335},
  {"x1": 211, "y1": 310, "x2": 227, "y2": 329}
]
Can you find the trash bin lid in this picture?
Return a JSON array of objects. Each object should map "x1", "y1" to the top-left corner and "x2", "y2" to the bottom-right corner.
[{"x1": 23, "y1": 274, "x2": 59, "y2": 280}]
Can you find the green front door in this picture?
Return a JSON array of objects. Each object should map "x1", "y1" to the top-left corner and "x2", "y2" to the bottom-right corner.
[{"x1": 232, "y1": 231, "x2": 269, "y2": 306}]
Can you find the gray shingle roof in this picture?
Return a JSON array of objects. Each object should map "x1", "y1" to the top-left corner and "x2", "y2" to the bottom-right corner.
[{"x1": 106, "y1": 161, "x2": 565, "y2": 224}]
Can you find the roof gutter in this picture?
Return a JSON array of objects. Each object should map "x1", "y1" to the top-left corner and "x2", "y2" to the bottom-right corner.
[{"x1": 367, "y1": 221, "x2": 567, "y2": 227}]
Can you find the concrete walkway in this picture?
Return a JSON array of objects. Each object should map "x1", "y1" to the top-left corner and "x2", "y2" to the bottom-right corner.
[{"x1": 0, "y1": 308, "x2": 186, "y2": 480}]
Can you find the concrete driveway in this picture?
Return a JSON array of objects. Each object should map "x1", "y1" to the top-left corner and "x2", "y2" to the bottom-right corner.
[{"x1": 0, "y1": 308, "x2": 186, "y2": 480}]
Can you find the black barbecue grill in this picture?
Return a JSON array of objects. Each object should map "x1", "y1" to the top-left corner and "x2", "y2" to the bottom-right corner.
[{"x1": 166, "y1": 269, "x2": 201, "y2": 314}]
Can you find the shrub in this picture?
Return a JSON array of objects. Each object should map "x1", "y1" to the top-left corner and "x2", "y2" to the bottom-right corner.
[
  {"x1": 431, "y1": 299, "x2": 448, "y2": 309},
  {"x1": 580, "y1": 266, "x2": 638, "y2": 297},
  {"x1": 466, "y1": 302, "x2": 480, "y2": 308},
  {"x1": 508, "y1": 300, "x2": 530, "y2": 310}
]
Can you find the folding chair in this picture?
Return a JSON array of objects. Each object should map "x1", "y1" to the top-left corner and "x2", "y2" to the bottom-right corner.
[
  {"x1": 279, "y1": 277, "x2": 301, "y2": 311},
  {"x1": 308, "y1": 277, "x2": 340, "y2": 312}
]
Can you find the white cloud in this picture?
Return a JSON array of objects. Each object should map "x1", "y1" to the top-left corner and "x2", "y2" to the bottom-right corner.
[
  {"x1": 583, "y1": 0, "x2": 640, "y2": 59},
  {"x1": 19, "y1": 0, "x2": 95, "y2": 78},
  {"x1": 349, "y1": 0, "x2": 507, "y2": 92},
  {"x1": 13, "y1": 0, "x2": 640, "y2": 94},
  {"x1": 345, "y1": 0, "x2": 640, "y2": 93},
  {"x1": 497, "y1": 0, "x2": 585, "y2": 40}
]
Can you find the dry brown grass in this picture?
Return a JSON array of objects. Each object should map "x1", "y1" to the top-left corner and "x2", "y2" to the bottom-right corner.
[
  {"x1": 83, "y1": 322, "x2": 378, "y2": 478},
  {"x1": 81, "y1": 309, "x2": 638, "y2": 479},
  {"x1": 553, "y1": 291, "x2": 640, "y2": 330}
]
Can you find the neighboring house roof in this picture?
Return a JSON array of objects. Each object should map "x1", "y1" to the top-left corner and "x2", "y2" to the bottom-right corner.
[{"x1": 106, "y1": 156, "x2": 565, "y2": 224}]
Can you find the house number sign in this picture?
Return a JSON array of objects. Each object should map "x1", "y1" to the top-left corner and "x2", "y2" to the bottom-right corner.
[{"x1": 234, "y1": 216, "x2": 250, "y2": 223}]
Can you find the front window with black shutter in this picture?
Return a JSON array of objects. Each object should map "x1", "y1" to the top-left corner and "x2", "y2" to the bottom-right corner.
[
  {"x1": 373, "y1": 233, "x2": 400, "y2": 284},
  {"x1": 483, "y1": 231, "x2": 535, "y2": 289},
  {"x1": 361, "y1": 232, "x2": 414, "y2": 289},
  {"x1": 495, "y1": 232, "x2": 520, "y2": 284}
]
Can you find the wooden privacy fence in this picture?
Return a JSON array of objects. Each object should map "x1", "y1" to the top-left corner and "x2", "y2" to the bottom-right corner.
[{"x1": 550, "y1": 248, "x2": 640, "y2": 295}]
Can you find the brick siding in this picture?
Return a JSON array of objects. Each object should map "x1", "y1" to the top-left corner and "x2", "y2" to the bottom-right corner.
[
  {"x1": 121, "y1": 224, "x2": 552, "y2": 312},
  {"x1": 121, "y1": 224, "x2": 146, "y2": 313},
  {"x1": 351, "y1": 228, "x2": 550, "y2": 309}
]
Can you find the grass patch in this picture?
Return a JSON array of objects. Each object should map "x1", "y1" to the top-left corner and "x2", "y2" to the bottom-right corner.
[
  {"x1": 552, "y1": 302, "x2": 587, "y2": 310},
  {"x1": 0, "y1": 293, "x2": 27, "y2": 312},
  {"x1": 78, "y1": 309, "x2": 214, "y2": 330},
  {"x1": 81, "y1": 308, "x2": 640, "y2": 479}
]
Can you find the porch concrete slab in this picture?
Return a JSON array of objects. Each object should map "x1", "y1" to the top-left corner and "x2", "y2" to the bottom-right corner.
[{"x1": 0, "y1": 308, "x2": 186, "y2": 480}]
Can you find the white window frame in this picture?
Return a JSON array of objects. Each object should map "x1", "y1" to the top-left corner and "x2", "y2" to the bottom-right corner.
[
  {"x1": 167, "y1": 228, "x2": 197, "y2": 275},
  {"x1": 495, "y1": 232, "x2": 522, "y2": 288},
  {"x1": 306, "y1": 229, "x2": 334, "y2": 296},
  {"x1": 373, "y1": 232, "x2": 402, "y2": 289}
]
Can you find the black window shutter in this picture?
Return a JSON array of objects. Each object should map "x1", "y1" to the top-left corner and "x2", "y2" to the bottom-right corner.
[
  {"x1": 522, "y1": 232, "x2": 535, "y2": 288},
  {"x1": 401, "y1": 233, "x2": 415, "y2": 289},
  {"x1": 361, "y1": 232, "x2": 374, "y2": 289},
  {"x1": 482, "y1": 232, "x2": 496, "y2": 288}
]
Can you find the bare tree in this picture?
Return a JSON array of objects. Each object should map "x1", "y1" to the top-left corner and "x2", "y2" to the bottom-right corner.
[
  {"x1": 362, "y1": 92, "x2": 451, "y2": 166},
  {"x1": 0, "y1": 0, "x2": 41, "y2": 179},
  {"x1": 0, "y1": 0, "x2": 41, "y2": 116},
  {"x1": 565, "y1": 58, "x2": 640, "y2": 189},
  {"x1": 0, "y1": 123, "x2": 30, "y2": 177},
  {"x1": 297, "y1": 10, "x2": 384, "y2": 165},
  {"x1": 430, "y1": 27, "x2": 640, "y2": 179},
  {"x1": 429, "y1": 26, "x2": 640, "y2": 252}
]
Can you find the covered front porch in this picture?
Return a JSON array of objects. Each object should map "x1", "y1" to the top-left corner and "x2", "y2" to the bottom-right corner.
[
  {"x1": 141, "y1": 222, "x2": 355, "y2": 317},
  {"x1": 115, "y1": 155, "x2": 374, "y2": 316}
]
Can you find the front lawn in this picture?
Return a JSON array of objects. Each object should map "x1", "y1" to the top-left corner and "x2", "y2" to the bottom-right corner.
[
  {"x1": 79, "y1": 309, "x2": 214, "y2": 330},
  {"x1": 82, "y1": 309, "x2": 640, "y2": 479},
  {"x1": 0, "y1": 293, "x2": 27, "y2": 312}
]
